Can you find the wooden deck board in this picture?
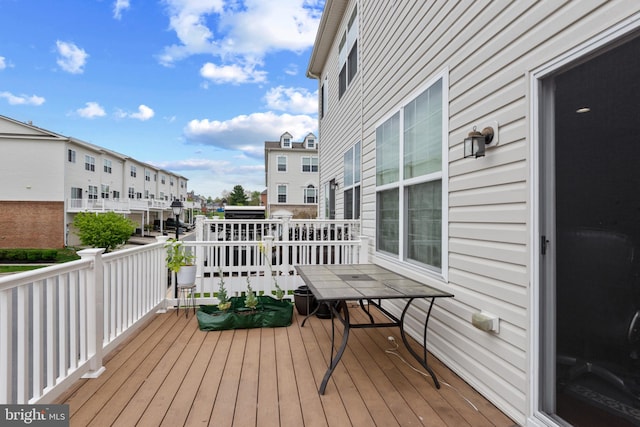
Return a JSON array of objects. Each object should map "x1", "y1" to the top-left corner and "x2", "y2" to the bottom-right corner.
[{"x1": 56, "y1": 306, "x2": 517, "y2": 427}]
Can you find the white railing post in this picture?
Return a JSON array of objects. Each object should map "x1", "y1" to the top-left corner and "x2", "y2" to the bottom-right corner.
[
  {"x1": 359, "y1": 236, "x2": 369, "y2": 264},
  {"x1": 78, "y1": 248, "x2": 106, "y2": 379},
  {"x1": 263, "y1": 235, "x2": 274, "y2": 295},
  {"x1": 156, "y1": 235, "x2": 171, "y2": 313}
]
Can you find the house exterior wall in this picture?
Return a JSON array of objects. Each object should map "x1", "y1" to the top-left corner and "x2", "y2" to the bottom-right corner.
[
  {"x1": 309, "y1": 0, "x2": 640, "y2": 424},
  {"x1": 0, "y1": 201, "x2": 65, "y2": 248},
  {"x1": 2, "y1": 137, "x2": 65, "y2": 202}
]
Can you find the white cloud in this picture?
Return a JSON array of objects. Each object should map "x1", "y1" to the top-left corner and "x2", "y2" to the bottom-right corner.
[
  {"x1": 158, "y1": 0, "x2": 323, "y2": 76},
  {"x1": 264, "y1": 86, "x2": 317, "y2": 114},
  {"x1": 200, "y1": 62, "x2": 267, "y2": 84},
  {"x1": 184, "y1": 111, "x2": 317, "y2": 158},
  {"x1": 113, "y1": 0, "x2": 131, "y2": 20},
  {"x1": 56, "y1": 41, "x2": 88, "y2": 74},
  {"x1": 0, "y1": 56, "x2": 6, "y2": 70},
  {"x1": 76, "y1": 102, "x2": 106, "y2": 118},
  {"x1": 151, "y1": 158, "x2": 266, "y2": 196},
  {"x1": 0, "y1": 91, "x2": 45, "y2": 106},
  {"x1": 116, "y1": 104, "x2": 155, "y2": 121}
]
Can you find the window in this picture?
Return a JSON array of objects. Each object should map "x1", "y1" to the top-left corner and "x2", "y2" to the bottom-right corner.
[
  {"x1": 283, "y1": 138, "x2": 291, "y2": 148},
  {"x1": 307, "y1": 137, "x2": 315, "y2": 149},
  {"x1": 128, "y1": 187, "x2": 135, "y2": 199},
  {"x1": 68, "y1": 149, "x2": 76, "y2": 163},
  {"x1": 71, "y1": 187, "x2": 82, "y2": 199},
  {"x1": 348, "y1": 41, "x2": 358, "y2": 84},
  {"x1": 344, "y1": 141, "x2": 361, "y2": 219},
  {"x1": 144, "y1": 190, "x2": 149, "y2": 199},
  {"x1": 161, "y1": 175, "x2": 166, "y2": 184},
  {"x1": 145, "y1": 171, "x2": 151, "y2": 181},
  {"x1": 136, "y1": 192, "x2": 142, "y2": 199},
  {"x1": 170, "y1": 177, "x2": 174, "y2": 186},
  {"x1": 154, "y1": 173, "x2": 157, "y2": 182},
  {"x1": 112, "y1": 190, "x2": 120, "y2": 199},
  {"x1": 85, "y1": 155, "x2": 95, "y2": 172},
  {"x1": 277, "y1": 185, "x2": 287, "y2": 203},
  {"x1": 130, "y1": 166, "x2": 137, "y2": 177},
  {"x1": 88, "y1": 185, "x2": 98, "y2": 200},
  {"x1": 304, "y1": 185, "x2": 318, "y2": 204},
  {"x1": 375, "y1": 73, "x2": 447, "y2": 273},
  {"x1": 277, "y1": 156, "x2": 287, "y2": 172},
  {"x1": 101, "y1": 184, "x2": 110, "y2": 199},
  {"x1": 104, "y1": 159, "x2": 112, "y2": 174},
  {"x1": 338, "y1": 6, "x2": 358, "y2": 99},
  {"x1": 302, "y1": 156, "x2": 318, "y2": 172}
]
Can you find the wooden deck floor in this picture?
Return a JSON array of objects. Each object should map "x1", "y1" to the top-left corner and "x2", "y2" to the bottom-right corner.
[{"x1": 56, "y1": 304, "x2": 517, "y2": 427}]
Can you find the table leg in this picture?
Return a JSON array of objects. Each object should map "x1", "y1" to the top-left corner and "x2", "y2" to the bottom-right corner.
[
  {"x1": 319, "y1": 300, "x2": 349, "y2": 394},
  {"x1": 399, "y1": 297, "x2": 441, "y2": 389}
]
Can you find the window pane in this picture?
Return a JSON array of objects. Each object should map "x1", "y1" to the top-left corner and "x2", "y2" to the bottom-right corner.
[
  {"x1": 339, "y1": 64, "x2": 347, "y2": 98},
  {"x1": 376, "y1": 112, "x2": 400, "y2": 185},
  {"x1": 406, "y1": 181, "x2": 441, "y2": 269},
  {"x1": 354, "y1": 141, "x2": 361, "y2": 183},
  {"x1": 354, "y1": 185, "x2": 361, "y2": 219},
  {"x1": 344, "y1": 150, "x2": 353, "y2": 186},
  {"x1": 404, "y1": 79, "x2": 442, "y2": 178},
  {"x1": 348, "y1": 41, "x2": 357, "y2": 83},
  {"x1": 344, "y1": 189, "x2": 353, "y2": 219},
  {"x1": 377, "y1": 189, "x2": 399, "y2": 254}
]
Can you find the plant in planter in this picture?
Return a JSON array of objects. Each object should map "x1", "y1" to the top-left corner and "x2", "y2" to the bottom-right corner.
[
  {"x1": 258, "y1": 241, "x2": 286, "y2": 301},
  {"x1": 244, "y1": 278, "x2": 258, "y2": 311},
  {"x1": 217, "y1": 269, "x2": 231, "y2": 312},
  {"x1": 165, "y1": 239, "x2": 196, "y2": 285}
]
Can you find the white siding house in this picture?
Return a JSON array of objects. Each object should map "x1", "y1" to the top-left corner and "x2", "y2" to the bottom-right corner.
[
  {"x1": 0, "y1": 115, "x2": 193, "y2": 248},
  {"x1": 308, "y1": 1, "x2": 640, "y2": 426},
  {"x1": 264, "y1": 132, "x2": 319, "y2": 218}
]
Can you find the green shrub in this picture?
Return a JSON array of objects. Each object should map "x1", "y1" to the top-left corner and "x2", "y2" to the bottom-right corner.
[{"x1": 73, "y1": 212, "x2": 136, "y2": 252}]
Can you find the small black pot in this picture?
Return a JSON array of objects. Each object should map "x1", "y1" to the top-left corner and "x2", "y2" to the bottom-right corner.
[{"x1": 293, "y1": 286, "x2": 318, "y2": 315}]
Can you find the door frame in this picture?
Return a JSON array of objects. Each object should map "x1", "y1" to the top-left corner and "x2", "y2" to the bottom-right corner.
[{"x1": 528, "y1": 15, "x2": 640, "y2": 426}]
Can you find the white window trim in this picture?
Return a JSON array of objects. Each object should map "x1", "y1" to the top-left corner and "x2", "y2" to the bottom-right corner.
[
  {"x1": 374, "y1": 68, "x2": 449, "y2": 282},
  {"x1": 277, "y1": 155, "x2": 288, "y2": 172},
  {"x1": 277, "y1": 184, "x2": 288, "y2": 203}
]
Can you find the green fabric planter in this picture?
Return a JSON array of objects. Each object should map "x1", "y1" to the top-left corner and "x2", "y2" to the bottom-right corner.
[{"x1": 197, "y1": 296, "x2": 293, "y2": 331}]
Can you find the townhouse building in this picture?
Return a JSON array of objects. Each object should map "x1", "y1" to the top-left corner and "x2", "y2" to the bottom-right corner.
[
  {"x1": 264, "y1": 132, "x2": 319, "y2": 218},
  {"x1": 0, "y1": 115, "x2": 192, "y2": 249},
  {"x1": 307, "y1": 1, "x2": 640, "y2": 426}
]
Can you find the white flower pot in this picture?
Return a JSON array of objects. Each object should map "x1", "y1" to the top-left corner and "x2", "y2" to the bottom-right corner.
[{"x1": 176, "y1": 265, "x2": 197, "y2": 285}]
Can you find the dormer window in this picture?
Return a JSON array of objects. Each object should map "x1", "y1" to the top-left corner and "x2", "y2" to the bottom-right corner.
[
  {"x1": 280, "y1": 132, "x2": 293, "y2": 148},
  {"x1": 307, "y1": 138, "x2": 315, "y2": 149}
]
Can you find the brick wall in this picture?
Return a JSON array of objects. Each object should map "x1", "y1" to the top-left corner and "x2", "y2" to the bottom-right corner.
[{"x1": 0, "y1": 201, "x2": 65, "y2": 249}]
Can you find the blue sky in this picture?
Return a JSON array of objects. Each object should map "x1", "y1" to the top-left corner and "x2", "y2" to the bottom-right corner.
[{"x1": 0, "y1": 0, "x2": 323, "y2": 198}]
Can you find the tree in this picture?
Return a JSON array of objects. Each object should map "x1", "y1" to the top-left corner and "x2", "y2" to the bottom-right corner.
[
  {"x1": 73, "y1": 212, "x2": 136, "y2": 252},
  {"x1": 249, "y1": 191, "x2": 261, "y2": 206},
  {"x1": 228, "y1": 185, "x2": 248, "y2": 205}
]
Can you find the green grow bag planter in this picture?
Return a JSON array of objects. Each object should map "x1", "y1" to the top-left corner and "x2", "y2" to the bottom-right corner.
[{"x1": 197, "y1": 296, "x2": 293, "y2": 331}]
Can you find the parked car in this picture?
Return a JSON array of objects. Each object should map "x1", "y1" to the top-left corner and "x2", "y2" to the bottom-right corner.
[{"x1": 164, "y1": 218, "x2": 194, "y2": 231}]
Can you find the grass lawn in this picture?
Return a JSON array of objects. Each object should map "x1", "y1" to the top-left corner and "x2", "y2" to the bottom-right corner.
[{"x1": 0, "y1": 265, "x2": 49, "y2": 273}]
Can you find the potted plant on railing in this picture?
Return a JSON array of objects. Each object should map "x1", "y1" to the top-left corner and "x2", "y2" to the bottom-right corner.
[{"x1": 165, "y1": 239, "x2": 196, "y2": 286}]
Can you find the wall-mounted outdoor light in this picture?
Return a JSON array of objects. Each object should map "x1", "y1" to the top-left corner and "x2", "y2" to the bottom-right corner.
[{"x1": 463, "y1": 125, "x2": 495, "y2": 158}]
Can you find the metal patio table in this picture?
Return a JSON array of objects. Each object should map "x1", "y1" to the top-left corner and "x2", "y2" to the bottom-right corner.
[{"x1": 296, "y1": 264, "x2": 454, "y2": 395}]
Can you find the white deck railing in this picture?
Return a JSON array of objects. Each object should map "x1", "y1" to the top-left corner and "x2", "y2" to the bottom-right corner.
[
  {"x1": 0, "y1": 217, "x2": 366, "y2": 404},
  {"x1": 0, "y1": 240, "x2": 168, "y2": 405}
]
